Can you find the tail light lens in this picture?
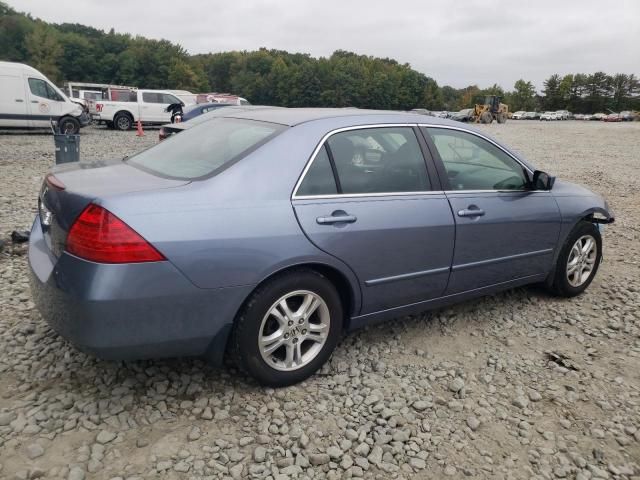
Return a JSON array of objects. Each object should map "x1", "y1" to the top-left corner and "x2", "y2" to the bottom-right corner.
[{"x1": 66, "y1": 204, "x2": 165, "y2": 263}]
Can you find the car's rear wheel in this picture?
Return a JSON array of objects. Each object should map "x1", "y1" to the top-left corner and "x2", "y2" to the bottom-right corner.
[
  {"x1": 548, "y1": 221, "x2": 602, "y2": 297},
  {"x1": 230, "y1": 269, "x2": 343, "y2": 387},
  {"x1": 114, "y1": 112, "x2": 132, "y2": 131}
]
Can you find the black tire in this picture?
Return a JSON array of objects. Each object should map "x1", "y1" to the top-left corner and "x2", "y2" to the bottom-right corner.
[
  {"x1": 480, "y1": 111, "x2": 493, "y2": 124},
  {"x1": 229, "y1": 269, "x2": 343, "y2": 387},
  {"x1": 114, "y1": 112, "x2": 132, "y2": 131},
  {"x1": 547, "y1": 221, "x2": 602, "y2": 297},
  {"x1": 58, "y1": 116, "x2": 80, "y2": 134}
]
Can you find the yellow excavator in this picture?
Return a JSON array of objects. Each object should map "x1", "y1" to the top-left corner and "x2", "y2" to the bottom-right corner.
[{"x1": 471, "y1": 95, "x2": 509, "y2": 124}]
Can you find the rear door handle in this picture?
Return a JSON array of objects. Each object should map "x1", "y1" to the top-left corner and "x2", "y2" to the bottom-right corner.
[
  {"x1": 31, "y1": 100, "x2": 39, "y2": 104},
  {"x1": 457, "y1": 207, "x2": 485, "y2": 217},
  {"x1": 15, "y1": 99, "x2": 24, "y2": 102},
  {"x1": 316, "y1": 214, "x2": 357, "y2": 225}
]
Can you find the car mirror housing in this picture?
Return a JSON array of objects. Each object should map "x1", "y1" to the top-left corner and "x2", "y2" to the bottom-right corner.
[{"x1": 532, "y1": 170, "x2": 555, "y2": 190}]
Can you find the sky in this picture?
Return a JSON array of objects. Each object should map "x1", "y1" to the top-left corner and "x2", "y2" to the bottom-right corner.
[{"x1": 13, "y1": 0, "x2": 640, "y2": 90}]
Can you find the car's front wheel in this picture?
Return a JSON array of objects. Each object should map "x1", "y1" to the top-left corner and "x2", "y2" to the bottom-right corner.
[
  {"x1": 230, "y1": 269, "x2": 343, "y2": 387},
  {"x1": 548, "y1": 221, "x2": 602, "y2": 297}
]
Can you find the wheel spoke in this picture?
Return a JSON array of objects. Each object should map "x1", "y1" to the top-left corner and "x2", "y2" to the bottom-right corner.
[
  {"x1": 269, "y1": 307, "x2": 287, "y2": 326},
  {"x1": 284, "y1": 343, "x2": 295, "y2": 368},
  {"x1": 297, "y1": 293, "x2": 320, "y2": 319},
  {"x1": 260, "y1": 330, "x2": 285, "y2": 355},
  {"x1": 278, "y1": 299, "x2": 295, "y2": 321},
  {"x1": 581, "y1": 238, "x2": 593, "y2": 255}
]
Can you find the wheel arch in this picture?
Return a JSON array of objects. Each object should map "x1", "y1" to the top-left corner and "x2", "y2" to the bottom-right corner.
[
  {"x1": 114, "y1": 110, "x2": 134, "y2": 123},
  {"x1": 206, "y1": 261, "x2": 361, "y2": 366},
  {"x1": 545, "y1": 212, "x2": 609, "y2": 287}
]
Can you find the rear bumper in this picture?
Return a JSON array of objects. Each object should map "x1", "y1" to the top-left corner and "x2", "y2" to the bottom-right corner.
[{"x1": 28, "y1": 216, "x2": 251, "y2": 363}]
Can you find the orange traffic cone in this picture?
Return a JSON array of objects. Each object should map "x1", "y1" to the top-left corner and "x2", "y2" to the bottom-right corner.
[{"x1": 136, "y1": 120, "x2": 145, "y2": 137}]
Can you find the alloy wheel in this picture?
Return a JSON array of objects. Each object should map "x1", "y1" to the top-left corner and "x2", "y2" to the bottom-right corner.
[
  {"x1": 566, "y1": 235, "x2": 597, "y2": 287},
  {"x1": 258, "y1": 290, "x2": 330, "y2": 371}
]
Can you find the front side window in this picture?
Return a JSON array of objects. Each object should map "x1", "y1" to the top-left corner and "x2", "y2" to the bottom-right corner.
[
  {"x1": 425, "y1": 128, "x2": 528, "y2": 191},
  {"x1": 327, "y1": 127, "x2": 430, "y2": 194},
  {"x1": 128, "y1": 118, "x2": 285, "y2": 180},
  {"x1": 28, "y1": 78, "x2": 63, "y2": 101},
  {"x1": 162, "y1": 94, "x2": 181, "y2": 104}
]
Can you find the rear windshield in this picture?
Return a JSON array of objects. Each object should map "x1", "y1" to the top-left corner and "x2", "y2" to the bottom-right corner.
[{"x1": 127, "y1": 118, "x2": 285, "y2": 180}]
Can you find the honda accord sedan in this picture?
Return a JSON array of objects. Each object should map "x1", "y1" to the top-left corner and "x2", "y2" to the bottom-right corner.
[{"x1": 29, "y1": 108, "x2": 614, "y2": 386}]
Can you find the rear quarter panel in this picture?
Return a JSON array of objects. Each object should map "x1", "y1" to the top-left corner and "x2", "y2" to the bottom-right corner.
[{"x1": 99, "y1": 122, "x2": 368, "y2": 314}]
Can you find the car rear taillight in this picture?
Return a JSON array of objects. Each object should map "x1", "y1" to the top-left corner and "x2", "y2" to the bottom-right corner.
[{"x1": 66, "y1": 204, "x2": 165, "y2": 263}]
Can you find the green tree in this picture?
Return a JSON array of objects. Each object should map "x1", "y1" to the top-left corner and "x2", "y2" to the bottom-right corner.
[
  {"x1": 25, "y1": 23, "x2": 62, "y2": 81},
  {"x1": 510, "y1": 79, "x2": 537, "y2": 111}
]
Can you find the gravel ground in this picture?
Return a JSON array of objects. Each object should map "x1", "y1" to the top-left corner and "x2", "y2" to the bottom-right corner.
[{"x1": 0, "y1": 121, "x2": 639, "y2": 480}]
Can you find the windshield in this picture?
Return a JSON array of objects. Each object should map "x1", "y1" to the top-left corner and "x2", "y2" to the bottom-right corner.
[{"x1": 127, "y1": 118, "x2": 286, "y2": 180}]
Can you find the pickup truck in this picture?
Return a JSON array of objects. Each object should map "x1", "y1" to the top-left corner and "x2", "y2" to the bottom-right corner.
[{"x1": 89, "y1": 89, "x2": 193, "y2": 130}]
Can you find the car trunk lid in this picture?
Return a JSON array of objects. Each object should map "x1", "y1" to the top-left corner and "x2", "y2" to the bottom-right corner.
[{"x1": 39, "y1": 159, "x2": 189, "y2": 258}]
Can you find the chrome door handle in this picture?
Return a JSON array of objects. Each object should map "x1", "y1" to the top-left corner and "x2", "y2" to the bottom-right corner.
[
  {"x1": 458, "y1": 208, "x2": 485, "y2": 217},
  {"x1": 15, "y1": 99, "x2": 24, "y2": 102},
  {"x1": 316, "y1": 214, "x2": 357, "y2": 225},
  {"x1": 31, "y1": 100, "x2": 39, "y2": 103}
]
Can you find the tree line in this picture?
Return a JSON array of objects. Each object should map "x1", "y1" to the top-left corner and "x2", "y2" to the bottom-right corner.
[{"x1": 1, "y1": 2, "x2": 638, "y2": 113}]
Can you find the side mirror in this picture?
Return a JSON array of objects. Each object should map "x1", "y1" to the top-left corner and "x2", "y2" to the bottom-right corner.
[{"x1": 532, "y1": 170, "x2": 555, "y2": 190}]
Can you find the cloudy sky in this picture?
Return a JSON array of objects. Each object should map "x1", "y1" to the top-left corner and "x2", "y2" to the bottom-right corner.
[{"x1": 14, "y1": 0, "x2": 640, "y2": 90}]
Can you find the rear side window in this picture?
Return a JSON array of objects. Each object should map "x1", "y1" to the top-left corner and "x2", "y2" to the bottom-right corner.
[
  {"x1": 327, "y1": 127, "x2": 430, "y2": 194},
  {"x1": 296, "y1": 146, "x2": 337, "y2": 196},
  {"x1": 142, "y1": 92, "x2": 163, "y2": 103},
  {"x1": 128, "y1": 118, "x2": 285, "y2": 180}
]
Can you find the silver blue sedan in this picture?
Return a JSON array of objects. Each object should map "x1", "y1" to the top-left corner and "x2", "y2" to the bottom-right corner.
[{"x1": 29, "y1": 108, "x2": 614, "y2": 386}]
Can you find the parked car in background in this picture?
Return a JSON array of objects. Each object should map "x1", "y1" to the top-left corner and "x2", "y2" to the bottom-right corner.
[
  {"x1": 29, "y1": 108, "x2": 614, "y2": 386},
  {"x1": 180, "y1": 103, "x2": 231, "y2": 122},
  {"x1": 540, "y1": 111, "x2": 558, "y2": 121},
  {"x1": 158, "y1": 103, "x2": 233, "y2": 140},
  {"x1": 158, "y1": 105, "x2": 271, "y2": 141},
  {"x1": 0, "y1": 61, "x2": 89, "y2": 134},
  {"x1": 196, "y1": 93, "x2": 251, "y2": 105},
  {"x1": 410, "y1": 108, "x2": 434, "y2": 117},
  {"x1": 511, "y1": 111, "x2": 526, "y2": 120},
  {"x1": 619, "y1": 111, "x2": 635, "y2": 121},
  {"x1": 449, "y1": 108, "x2": 474, "y2": 122},
  {"x1": 604, "y1": 113, "x2": 622, "y2": 122},
  {"x1": 555, "y1": 110, "x2": 569, "y2": 120},
  {"x1": 574, "y1": 114, "x2": 585, "y2": 120},
  {"x1": 90, "y1": 89, "x2": 196, "y2": 130},
  {"x1": 591, "y1": 113, "x2": 607, "y2": 121}
]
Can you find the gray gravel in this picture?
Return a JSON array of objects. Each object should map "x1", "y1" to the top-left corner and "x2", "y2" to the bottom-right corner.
[{"x1": 1, "y1": 121, "x2": 639, "y2": 479}]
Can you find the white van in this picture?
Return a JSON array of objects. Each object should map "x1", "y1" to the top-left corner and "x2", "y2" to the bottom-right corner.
[{"x1": 0, "y1": 61, "x2": 89, "y2": 134}]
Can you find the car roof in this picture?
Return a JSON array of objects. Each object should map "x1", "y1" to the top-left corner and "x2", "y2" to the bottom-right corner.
[{"x1": 210, "y1": 107, "x2": 460, "y2": 127}]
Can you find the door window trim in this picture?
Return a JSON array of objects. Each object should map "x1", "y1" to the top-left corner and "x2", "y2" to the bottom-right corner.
[{"x1": 292, "y1": 124, "x2": 441, "y2": 200}]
